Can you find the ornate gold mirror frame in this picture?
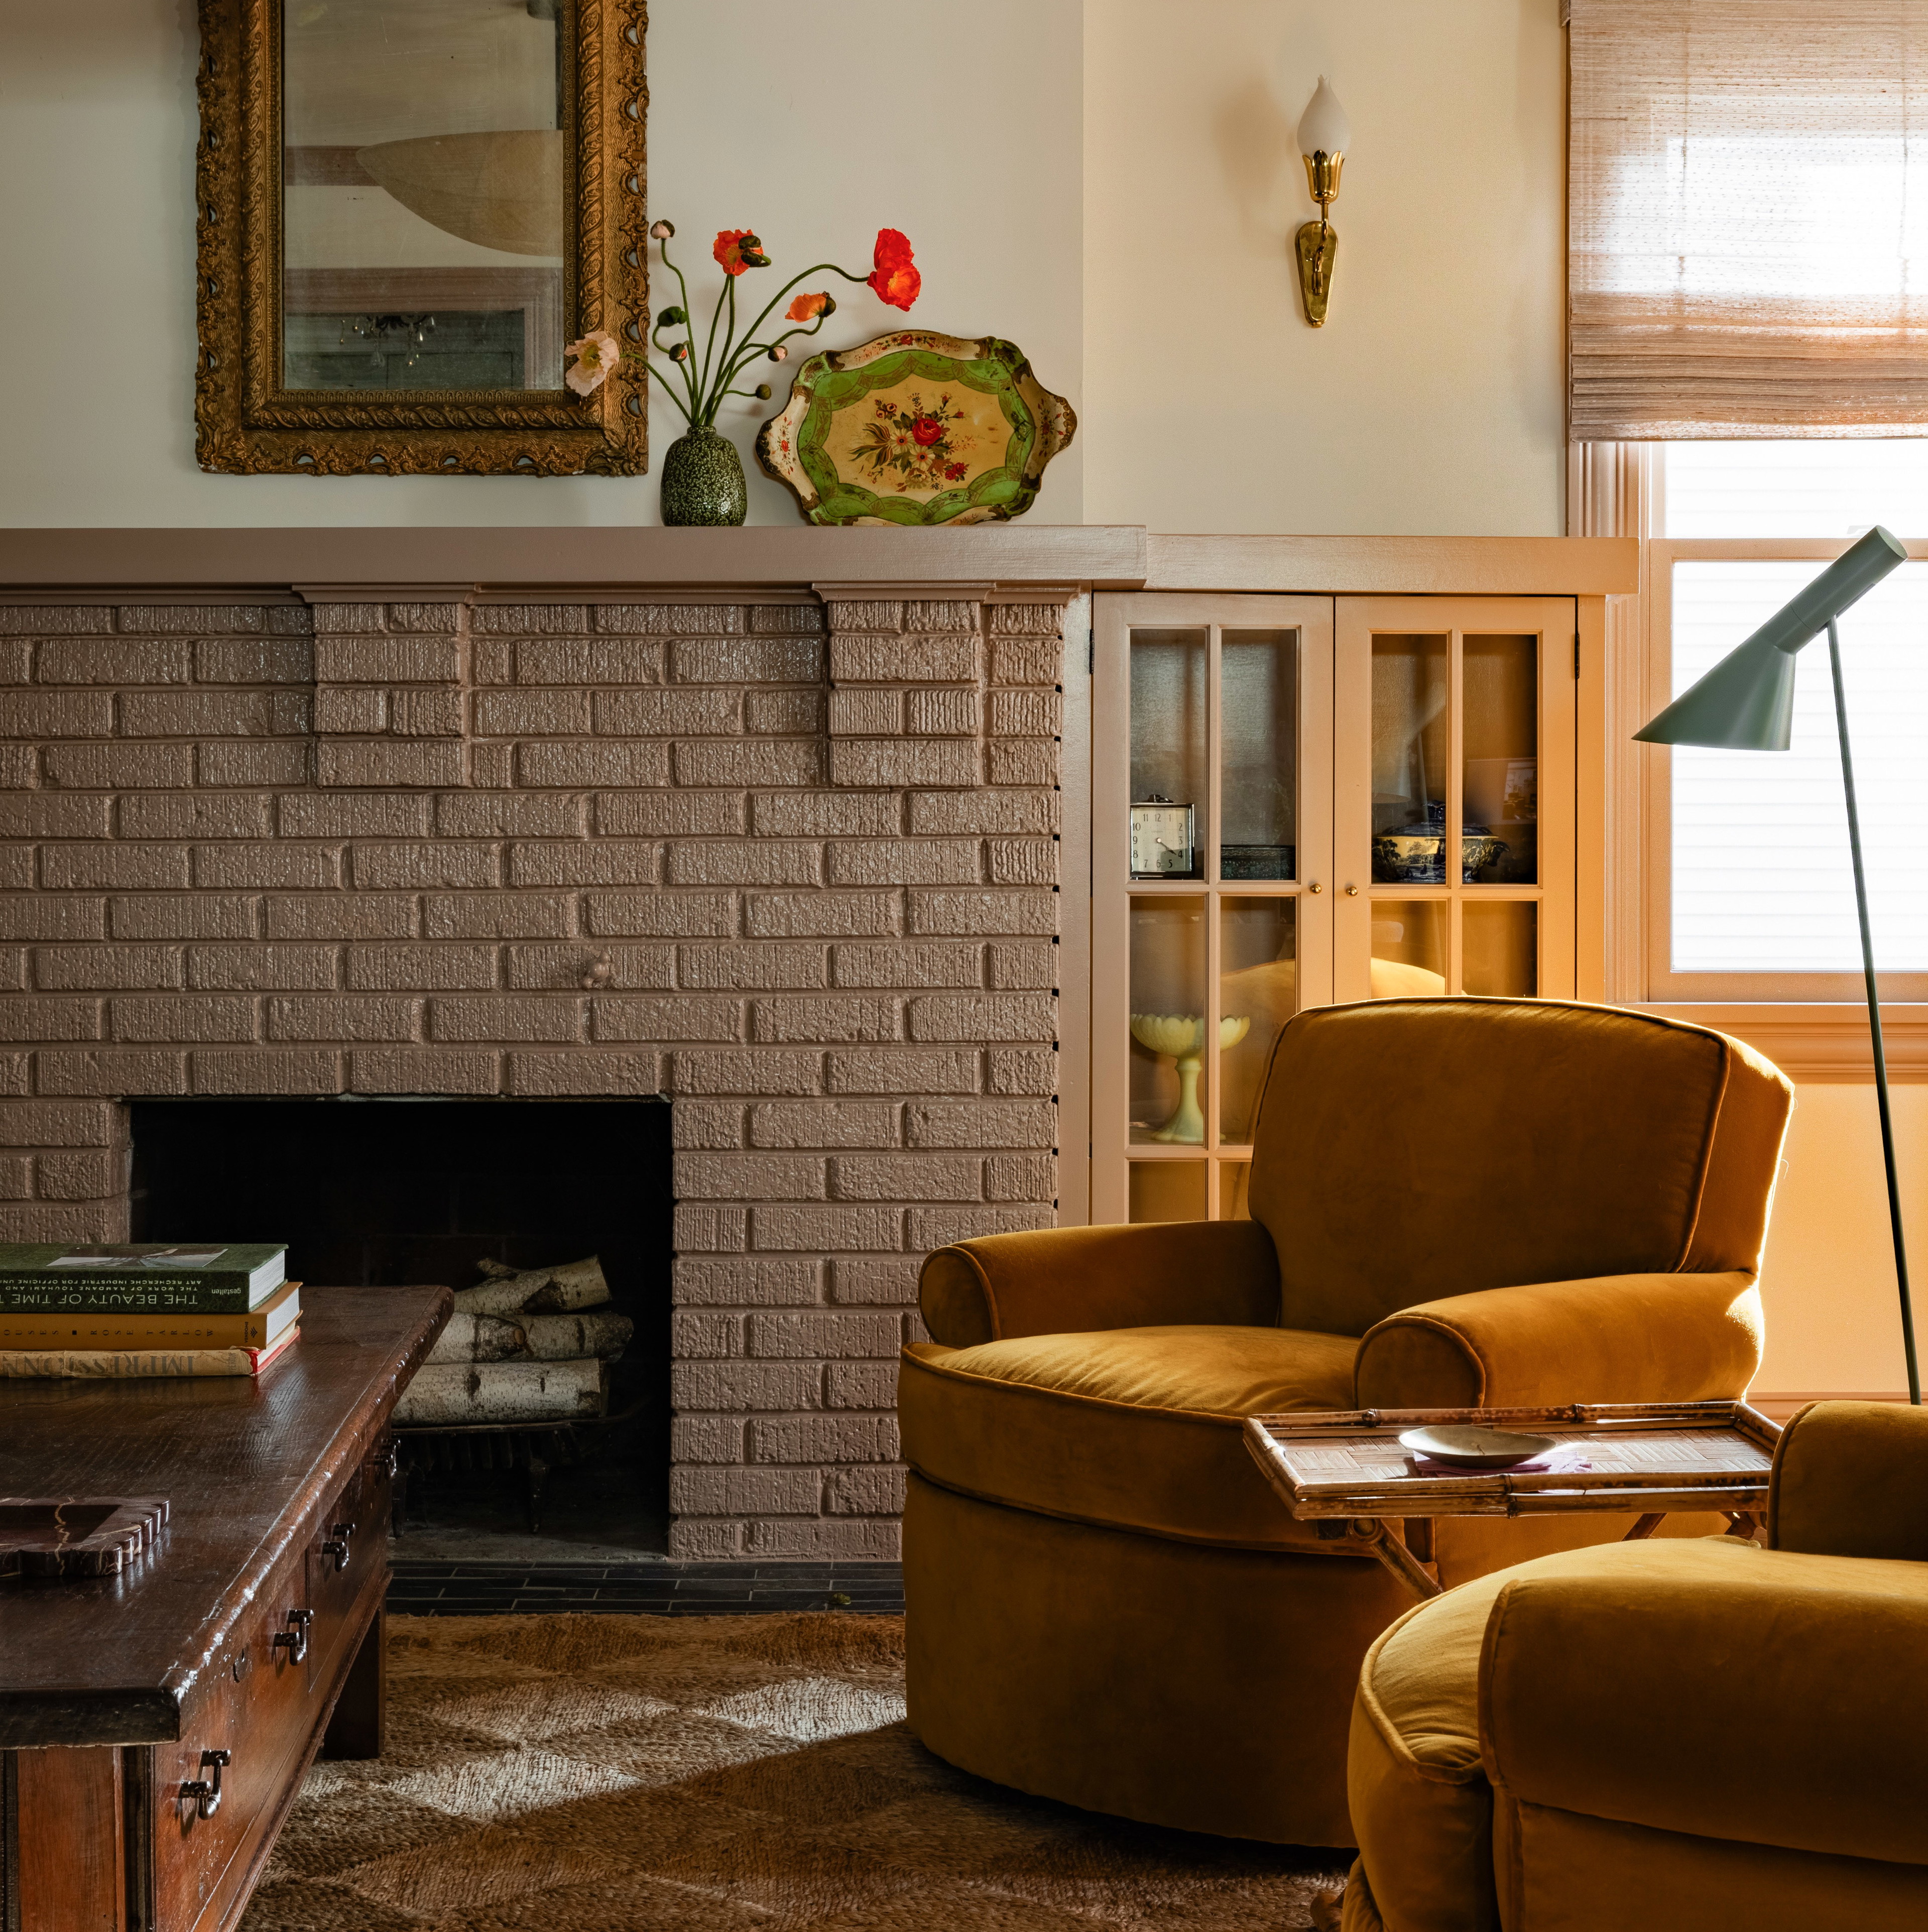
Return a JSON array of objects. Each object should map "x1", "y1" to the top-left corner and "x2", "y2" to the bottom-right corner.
[{"x1": 194, "y1": 0, "x2": 648, "y2": 475}]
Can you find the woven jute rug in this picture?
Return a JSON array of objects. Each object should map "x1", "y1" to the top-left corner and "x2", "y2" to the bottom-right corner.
[{"x1": 240, "y1": 1612, "x2": 1347, "y2": 1931}]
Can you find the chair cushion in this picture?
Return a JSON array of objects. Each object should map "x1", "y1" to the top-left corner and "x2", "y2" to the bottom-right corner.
[
  {"x1": 898, "y1": 1324, "x2": 1359, "y2": 1552},
  {"x1": 1249, "y1": 999, "x2": 1792, "y2": 1335},
  {"x1": 1347, "y1": 1536, "x2": 1771, "y2": 1932}
]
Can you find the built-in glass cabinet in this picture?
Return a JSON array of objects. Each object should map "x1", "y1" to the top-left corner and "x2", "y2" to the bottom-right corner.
[{"x1": 1091, "y1": 592, "x2": 1576, "y2": 1225}]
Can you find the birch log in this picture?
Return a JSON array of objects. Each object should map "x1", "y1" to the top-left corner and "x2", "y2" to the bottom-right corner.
[
  {"x1": 393, "y1": 1358, "x2": 608, "y2": 1425},
  {"x1": 423, "y1": 1312, "x2": 529, "y2": 1366},
  {"x1": 519, "y1": 1310, "x2": 633, "y2": 1361},
  {"x1": 452, "y1": 1255, "x2": 611, "y2": 1317}
]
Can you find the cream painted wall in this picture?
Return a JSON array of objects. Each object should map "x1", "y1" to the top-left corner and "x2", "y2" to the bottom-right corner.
[
  {"x1": 1756, "y1": 1083, "x2": 1920, "y2": 1399},
  {"x1": 0, "y1": 0, "x2": 1081, "y2": 526},
  {"x1": 1082, "y1": 0, "x2": 1568, "y2": 535}
]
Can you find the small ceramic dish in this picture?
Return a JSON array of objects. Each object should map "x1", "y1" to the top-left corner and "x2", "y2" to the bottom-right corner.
[{"x1": 1398, "y1": 1424, "x2": 1558, "y2": 1470}]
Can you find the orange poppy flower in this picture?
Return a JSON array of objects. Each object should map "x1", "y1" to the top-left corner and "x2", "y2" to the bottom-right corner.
[
  {"x1": 713, "y1": 229, "x2": 769, "y2": 275},
  {"x1": 867, "y1": 229, "x2": 920, "y2": 311},
  {"x1": 786, "y1": 292, "x2": 831, "y2": 322}
]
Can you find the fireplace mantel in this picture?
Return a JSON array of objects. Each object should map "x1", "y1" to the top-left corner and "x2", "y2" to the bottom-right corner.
[{"x1": 0, "y1": 528, "x2": 1637, "y2": 599}]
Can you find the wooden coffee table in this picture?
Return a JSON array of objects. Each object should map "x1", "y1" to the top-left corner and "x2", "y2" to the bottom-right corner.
[{"x1": 1244, "y1": 1399, "x2": 1780, "y2": 1599}]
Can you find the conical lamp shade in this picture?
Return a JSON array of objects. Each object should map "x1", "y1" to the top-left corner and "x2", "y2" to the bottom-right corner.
[
  {"x1": 1634, "y1": 635, "x2": 1800, "y2": 750},
  {"x1": 1635, "y1": 525, "x2": 1907, "y2": 750}
]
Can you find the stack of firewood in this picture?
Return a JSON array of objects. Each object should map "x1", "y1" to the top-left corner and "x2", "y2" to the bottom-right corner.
[{"x1": 393, "y1": 1256, "x2": 633, "y2": 1425}]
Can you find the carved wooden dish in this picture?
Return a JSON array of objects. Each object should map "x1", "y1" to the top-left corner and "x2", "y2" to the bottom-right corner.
[{"x1": 0, "y1": 1496, "x2": 169, "y2": 1579}]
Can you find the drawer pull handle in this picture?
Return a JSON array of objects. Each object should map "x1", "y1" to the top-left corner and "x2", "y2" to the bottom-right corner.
[
  {"x1": 182, "y1": 1748, "x2": 230, "y2": 1820},
  {"x1": 323, "y1": 1521, "x2": 357, "y2": 1572},
  {"x1": 272, "y1": 1609, "x2": 313, "y2": 1664}
]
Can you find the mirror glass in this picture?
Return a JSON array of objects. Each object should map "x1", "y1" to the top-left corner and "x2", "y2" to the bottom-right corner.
[{"x1": 282, "y1": 0, "x2": 567, "y2": 393}]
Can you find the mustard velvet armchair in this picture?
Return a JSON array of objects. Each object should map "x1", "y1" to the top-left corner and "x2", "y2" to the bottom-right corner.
[
  {"x1": 1343, "y1": 1400, "x2": 1928, "y2": 1932},
  {"x1": 898, "y1": 999, "x2": 1793, "y2": 1848}
]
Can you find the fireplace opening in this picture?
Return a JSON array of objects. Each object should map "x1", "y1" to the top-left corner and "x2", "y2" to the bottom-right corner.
[{"x1": 128, "y1": 1097, "x2": 673, "y2": 1559}]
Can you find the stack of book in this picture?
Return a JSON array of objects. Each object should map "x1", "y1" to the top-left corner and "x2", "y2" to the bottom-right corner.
[{"x1": 0, "y1": 1244, "x2": 297, "y2": 1378}]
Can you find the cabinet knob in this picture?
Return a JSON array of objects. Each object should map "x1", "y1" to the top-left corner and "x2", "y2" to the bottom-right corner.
[
  {"x1": 181, "y1": 1748, "x2": 230, "y2": 1820},
  {"x1": 1307, "y1": 882, "x2": 1322, "y2": 894},
  {"x1": 273, "y1": 1609, "x2": 313, "y2": 1664},
  {"x1": 322, "y1": 1521, "x2": 357, "y2": 1573},
  {"x1": 1345, "y1": 884, "x2": 1360, "y2": 896}
]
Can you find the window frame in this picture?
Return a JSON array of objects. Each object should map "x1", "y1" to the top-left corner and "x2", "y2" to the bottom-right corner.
[{"x1": 1574, "y1": 440, "x2": 1928, "y2": 1079}]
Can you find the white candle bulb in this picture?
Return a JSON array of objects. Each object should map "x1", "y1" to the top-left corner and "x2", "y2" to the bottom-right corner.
[{"x1": 1297, "y1": 76, "x2": 1350, "y2": 157}]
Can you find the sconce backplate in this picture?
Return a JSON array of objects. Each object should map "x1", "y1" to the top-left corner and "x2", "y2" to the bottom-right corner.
[{"x1": 1295, "y1": 222, "x2": 1338, "y2": 328}]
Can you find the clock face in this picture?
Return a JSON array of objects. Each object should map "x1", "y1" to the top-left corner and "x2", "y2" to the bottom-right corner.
[{"x1": 1131, "y1": 804, "x2": 1195, "y2": 876}]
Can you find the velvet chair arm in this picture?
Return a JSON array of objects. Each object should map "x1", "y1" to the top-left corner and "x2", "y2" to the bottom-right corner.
[
  {"x1": 1352, "y1": 1270, "x2": 1762, "y2": 1409},
  {"x1": 1478, "y1": 1546, "x2": 1928, "y2": 1867},
  {"x1": 1769, "y1": 1399, "x2": 1928, "y2": 1561},
  {"x1": 917, "y1": 1220, "x2": 1282, "y2": 1348}
]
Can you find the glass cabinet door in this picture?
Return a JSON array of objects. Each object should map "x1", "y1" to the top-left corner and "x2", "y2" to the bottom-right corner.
[
  {"x1": 1092, "y1": 595, "x2": 1334, "y2": 1225},
  {"x1": 1335, "y1": 597, "x2": 1575, "y2": 1005}
]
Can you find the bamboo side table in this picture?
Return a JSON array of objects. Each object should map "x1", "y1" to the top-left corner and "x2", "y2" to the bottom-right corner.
[{"x1": 1244, "y1": 1399, "x2": 1780, "y2": 1600}]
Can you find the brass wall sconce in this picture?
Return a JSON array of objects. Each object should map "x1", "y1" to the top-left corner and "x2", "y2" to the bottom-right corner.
[{"x1": 1295, "y1": 77, "x2": 1350, "y2": 327}]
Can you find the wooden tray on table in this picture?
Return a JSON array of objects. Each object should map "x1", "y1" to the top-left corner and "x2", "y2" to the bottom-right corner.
[{"x1": 1243, "y1": 1399, "x2": 1780, "y2": 1598}]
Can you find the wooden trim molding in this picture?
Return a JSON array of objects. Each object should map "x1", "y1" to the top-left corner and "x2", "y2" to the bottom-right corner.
[
  {"x1": 1144, "y1": 534, "x2": 1638, "y2": 597},
  {"x1": 1640, "y1": 1004, "x2": 1928, "y2": 1081}
]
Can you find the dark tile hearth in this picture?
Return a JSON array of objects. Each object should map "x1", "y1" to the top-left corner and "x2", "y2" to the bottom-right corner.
[{"x1": 386, "y1": 1556, "x2": 904, "y2": 1616}]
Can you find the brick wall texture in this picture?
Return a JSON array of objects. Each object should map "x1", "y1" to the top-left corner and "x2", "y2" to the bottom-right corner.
[{"x1": 0, "y1": 589, "x2": 1068, "y2": 1558}]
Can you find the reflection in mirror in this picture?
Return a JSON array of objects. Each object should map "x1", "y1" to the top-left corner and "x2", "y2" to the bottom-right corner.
[{"x1": 283, "y1": 0, "x2": 566, "y2": 391}]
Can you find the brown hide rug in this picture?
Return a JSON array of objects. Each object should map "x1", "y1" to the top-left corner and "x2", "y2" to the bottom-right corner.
[{"x1": 239, "y1": 1612, "x2": 1347, "y2": 1930}]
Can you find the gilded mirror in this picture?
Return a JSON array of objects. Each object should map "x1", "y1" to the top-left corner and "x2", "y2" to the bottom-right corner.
[{"x1": 196, "y1": 0, "x2": 648, "y2": 473}]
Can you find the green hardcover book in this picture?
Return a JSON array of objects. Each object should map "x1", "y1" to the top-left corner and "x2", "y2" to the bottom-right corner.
[{"x1": 0, "y1": 1244, "x2": 289, "y2": 1314}]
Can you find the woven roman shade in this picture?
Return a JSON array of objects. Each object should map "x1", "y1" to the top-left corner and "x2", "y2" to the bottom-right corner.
[{"x1": 1571, "y1": 1, "x2": 1928, "y2": 440}]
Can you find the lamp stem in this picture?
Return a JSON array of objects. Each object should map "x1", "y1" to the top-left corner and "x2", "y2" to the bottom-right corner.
[{"x1": 1826, "y1": 619, "x2": 1921, "y2": 1403}]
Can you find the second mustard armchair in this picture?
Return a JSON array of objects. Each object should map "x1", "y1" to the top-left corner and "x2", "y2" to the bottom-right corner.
[{"x1": 898, "y1": 998, "x2": 1793, "y2": 1847}]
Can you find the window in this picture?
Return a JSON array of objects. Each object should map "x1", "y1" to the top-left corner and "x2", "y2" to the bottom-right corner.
[{"x1": 1648, "y1": 442, "x2": 1928, "y2": 1000}]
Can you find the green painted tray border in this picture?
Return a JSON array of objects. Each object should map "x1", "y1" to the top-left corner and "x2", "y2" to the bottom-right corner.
[{"x1": 792, "y1": 340, "x2": 1045, "y2": 528}]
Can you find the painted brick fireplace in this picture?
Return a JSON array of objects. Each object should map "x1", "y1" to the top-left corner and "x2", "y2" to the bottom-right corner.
[{"x1": 0, "y1": 584, "x2": 1069, "y2": 1560}]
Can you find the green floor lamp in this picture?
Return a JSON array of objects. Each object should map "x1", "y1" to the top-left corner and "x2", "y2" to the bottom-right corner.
[{"x1": 1636, "y1": 523, "x2": 1920, "y2": 1404}]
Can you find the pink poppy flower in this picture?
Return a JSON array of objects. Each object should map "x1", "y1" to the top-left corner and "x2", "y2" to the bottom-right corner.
[{"x1": 563, "y1": 329, "x2": 620, "y2": 396}]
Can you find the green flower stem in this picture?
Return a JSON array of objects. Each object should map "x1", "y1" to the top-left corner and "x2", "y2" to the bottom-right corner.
[
  {"x1": 640, "y1": 355, "x2": 697, "y2": 424},
  {"x1": 713, "y1": 312, "x2": 834, "y2": 399},
  {"x1": 726, "y1": 262, "x2": 872, "y2": 378},
  {"x1": 655, "y1": 235, "x2": 703, "y2": 417}
]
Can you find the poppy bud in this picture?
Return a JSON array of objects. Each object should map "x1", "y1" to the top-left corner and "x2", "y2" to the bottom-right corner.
[
  {"x1": 767, "y1": 343, "x2": 789, "y2": 362},
  {"x1": 739, "y1": 234, "x2": 771, "y2": 268},
  {"x1": 657, "y1": 306, "x2": 686, "y2": 327},
  {"x1": 669, "y1": 342, "x2": 690, "y2": 363},
  {"x1": 755, "y1": 384, "x2": 773, "y2": 400},
  {"x1": 649, "y1": 219, "x2": 674, "y2": 239}
]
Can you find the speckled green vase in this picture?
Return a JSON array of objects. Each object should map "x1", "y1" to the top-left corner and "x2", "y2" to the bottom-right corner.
[{"x1": 660, "y1": 426, "x2": 748, "y2": 526}]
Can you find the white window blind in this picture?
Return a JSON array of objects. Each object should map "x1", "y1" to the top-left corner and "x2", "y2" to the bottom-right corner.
[
  {"x1": 1572, "y1": 1, "x2": 1928, "y2": 440},
  {"x1": 1671, "y1": 559, "x2": 1928, "y2": 971}
]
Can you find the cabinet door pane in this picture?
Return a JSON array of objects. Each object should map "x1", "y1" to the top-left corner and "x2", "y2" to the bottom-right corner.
[
  {"x1": 1221, "y1": 630, "x2": 1298, "y2": 880},
  {"x1": 1130, "y1": 1161, "x2": 1208, "y2": 1223},
  {"x1": 1371, "y1": 634, "x2": 1451, "y2": 880},
  {"x1": 1130, "y1": 897, "x2": 1208, "y2": 1144},
  {"x1": 1464, "y1": 901, "x2": 1537, "y2": 995},
  {"x1": 1130, "y1": 630, "x2": 1207, "y2": 878},
  {"x1": 1464, "y1": 634, "x2": 1538, "y2": 883},
  {"x1": 1220, "y1": 896, "x2": 1296, "y2": 1143},
  {"x1": 1369, "y1": 901, "x2": 1448, "y2": 995}
]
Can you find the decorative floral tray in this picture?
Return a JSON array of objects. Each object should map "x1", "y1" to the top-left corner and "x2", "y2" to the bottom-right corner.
[{"x1": 755, "y1": 330, "x2": 1075, "y2": 526}]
